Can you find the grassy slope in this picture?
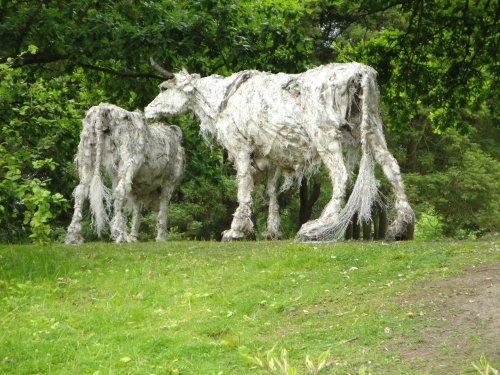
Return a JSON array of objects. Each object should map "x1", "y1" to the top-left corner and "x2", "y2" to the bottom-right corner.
[{"x1": 0, "y1": 239, "x2": 498, "y2": 374}]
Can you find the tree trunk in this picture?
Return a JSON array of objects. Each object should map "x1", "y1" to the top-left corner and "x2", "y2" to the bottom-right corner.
[
  {"x1": 373, "y1": 209, "x2": 380, "y2": 240},
  {"x1": 344, "y1": 222, "x2": 353, "y2": 240},
  {"x1": 404, "y1": 222, "x2": 415, "y2": 240},
  {"x1": 362, "y1": 220, "x2": 371, "y2": 240},
  {"x1": 406, "y1": 114, "x2": 427, "y2": 173},
  {"x1": 298, "y1": 178, "x2": 321, "y2": 228},
  {"x1": 378, "y1": 209, "x2": 388, "y2": 239},
  {"x1": 402, "y1": 114, "x2": 426, "y2": 240},
  {"x1": 352, "y1": 213, "x2": 360, "y2": 240},
  {"x1": 406, "y1": 137, "x2": 418, "y2": 172}
]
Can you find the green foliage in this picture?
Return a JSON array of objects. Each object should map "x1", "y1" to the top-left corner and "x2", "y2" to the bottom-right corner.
[
  {"x1": 405, "y1": 130, "x2": 500, "y2": 238},
  {"x1": 0, "y1": 147, "x2": 65, "y2": 243},
  {"x1": 321, "y1": 0, "x2": 498, "y2": 131},
  {"x1": 240, "y1": 346, "x2": 297, "y2": 374},
  {"x1": 240, "y1": 347, "x2": 332, "y2": 375},
  {"x1": 357, "y1": 367, "x2": 372, "y2": 375},
  {"x1": 169, "y1": 118, "x2": 237, "y2": 240},
  {"x1": 225, "y1": 0, "x2": 317, "y2": 73},
  {"x1": 305, "y1": 350, "x2": 330, "y2": 374},
  {"x1": 472, "y1": 354, "x2": 499, "y2": 375},
  {"x1": 0, "y1": 48, "x2": 82, "y2": 242},
  {"x1": 413, "y1": 210, "x2": 444, "y2": 241}
]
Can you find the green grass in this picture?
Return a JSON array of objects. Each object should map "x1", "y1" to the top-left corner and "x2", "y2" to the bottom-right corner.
[{"x1": 0, "y1": 239, "x2": 498, "y2": 374}]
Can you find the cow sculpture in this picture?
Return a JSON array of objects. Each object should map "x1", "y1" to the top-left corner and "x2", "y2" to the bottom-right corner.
[
  {"x1": 65, "y1": 103, "x2": 185, "y2": 244},
  {"x1": 145, "y1": 60, "x2": 414, "y2": 242}
]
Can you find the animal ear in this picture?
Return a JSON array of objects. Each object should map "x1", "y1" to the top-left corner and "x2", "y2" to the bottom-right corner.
[
  {"x1": 182, "y1": 72, "x2": 200, "y2": 93},
  {"x1": 184, "y1": 83, "x2": 195, "y2": 93},
  {"x1": 181, "y1": 67, "x2": 190, "y2": 75}
]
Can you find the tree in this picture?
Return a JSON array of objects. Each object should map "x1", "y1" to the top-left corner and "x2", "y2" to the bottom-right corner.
[{"x1": 405, "y1": 129, "x2": 500, "y2": 236}]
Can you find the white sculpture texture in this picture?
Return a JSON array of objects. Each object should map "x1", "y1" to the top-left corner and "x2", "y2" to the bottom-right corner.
[
  {"x1": 145, "y1": 60, "x2": 414, "y2": 242},
  {"x1": 65, "y1": 103, "x2": 185, "y2": 244}
]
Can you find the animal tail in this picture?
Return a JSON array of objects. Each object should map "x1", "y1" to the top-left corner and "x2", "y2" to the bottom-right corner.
[
  {"x1": 86, "y1": 105, "x2": 112, "y2": 236},
  {"x1": 322, "y1": 68, "x2": 385, "y2": 240}
]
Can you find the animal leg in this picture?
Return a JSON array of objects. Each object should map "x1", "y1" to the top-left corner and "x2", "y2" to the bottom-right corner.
[
  {"x1": 66, "y1": 157, "x2": 94, "y2": 244},
  {"x1": 263, "y1": 167, "x2": 282, "y2": 240},
  {"x1": 297, "y1": 131, "x2": 347, "y2": 241},
  {"x1": 128, "y1": 198, "x2": 141, "y2": 242},
  {"x1": 111, "y1": 162, "x2": 141, "y2": 243},
  {"x1": 110, "y1": 181, "x2": 129, "y2": 243},
  {"x1": 222, "y1": 151, "x2": 254, "y2": 241},
  {"x1": 366, "y1": 130, "x2": 414, "y2": 240},
  {"x1": 156, "y1": 184, "x2": 175, "y2": 242},
  {"x1": 65, "y1": 183, "x2": 88, "y2": 244}
]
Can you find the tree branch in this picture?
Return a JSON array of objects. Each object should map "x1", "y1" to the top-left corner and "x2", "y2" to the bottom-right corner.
[
  {"x1": 5, "y1": 52, "x2": 69, "y2": 68},
  {"x1": 80, "y1": 63, "x2": 165, "y2": 80},
  {"x1": 318, "y1": 0, "x2": 407, "y2": 45},
  {"x1": 308, "y1": 182, "x2": 321, "y2": 206},
  {"x1": 357, "y1": 0, "x2": 407, "y2": 18},
  {"x1": 2, "y1": 51, "x2": 166, "y2": 81}
]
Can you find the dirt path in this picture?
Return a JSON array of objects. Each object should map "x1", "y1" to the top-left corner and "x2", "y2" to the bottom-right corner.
[{"x1": 396, "y1": 261, "x2": 500, "y2": 374}]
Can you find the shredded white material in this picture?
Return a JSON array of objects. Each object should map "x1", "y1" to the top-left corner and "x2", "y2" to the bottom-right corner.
[
  {"x1": 145, "y1": 63, "x2": 413, "y2": 241},
  {"x1": 65, "y1": 103, "x2": 185, "y2": 244}
]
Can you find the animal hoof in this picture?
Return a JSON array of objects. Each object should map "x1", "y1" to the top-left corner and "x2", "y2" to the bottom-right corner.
[
  {"x1": 262, "y1": 230, "x2": 282, "y2": 240},
  {"x1": 296, "y1": 227, "x2": 322, "y2": 242},
  {"x1": 295, "y1": 233, "x2": 319, "y2": 242},
  {"x1": 385, "y1": 221, "x2": 413, "y2": 241},
  {"x1": 385, "y1": 205, "x2": 415, "y2": 241},
  {"x1": 65, "y1": 234, "x2": 84, "y2": 245},
  {"x1": 298, "y1": 218, "x2": 322, "y2": 232},
  {"x1": 296, "y1": 219, "x2": 335, "y2": 242},
  {"x1": 221, "y1": 229, "x2": 247, "y2": 242},
  {"x1": 114, "y1": 234, "x2": 128, "y2": 243}
]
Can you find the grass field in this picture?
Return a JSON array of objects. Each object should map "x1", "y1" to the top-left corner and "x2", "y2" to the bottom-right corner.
[{"x1": 0, "y1": 239, "x2": 499, "y2": 374}]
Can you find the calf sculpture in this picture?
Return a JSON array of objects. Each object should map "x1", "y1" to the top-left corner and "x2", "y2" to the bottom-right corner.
[
  {"x1": 145, "y1": 60, "x2": 414, "y2": 242},
  {"x1": 65, "y1": 103, "x2": 185, "y2": 244}
]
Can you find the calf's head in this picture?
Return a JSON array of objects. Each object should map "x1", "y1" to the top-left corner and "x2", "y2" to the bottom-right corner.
[{"x1": 145, "y1": 58, "x2": 197, "y2": 121}]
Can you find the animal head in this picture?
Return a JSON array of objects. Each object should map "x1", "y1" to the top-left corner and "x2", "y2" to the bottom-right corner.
[{"x1": 145, "y1": 58, "x2": 199, "y2": 121}]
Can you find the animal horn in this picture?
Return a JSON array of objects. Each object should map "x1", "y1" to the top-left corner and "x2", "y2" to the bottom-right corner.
[{"x1": 149, "y1": 57, "x2": 175, "y2": 80}]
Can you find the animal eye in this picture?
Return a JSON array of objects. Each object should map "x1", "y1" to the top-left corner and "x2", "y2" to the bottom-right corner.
[{"x1": 160, "y1": 86, "x2": 167, "y2": 92}]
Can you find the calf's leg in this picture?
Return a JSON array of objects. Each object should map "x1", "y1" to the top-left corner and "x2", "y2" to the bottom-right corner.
[
  {"x1": 65, "y1": 157, "x2": 94, "y2": 244},
  {"x1": 110, "y1": 180, "x2": 129, "y2": 243},
  {"x1": 156, "y1": 184, "x2": 176, "y2": 242},
  {"x1": 263, "y1": 167, "x2": 282, "y2": 240},
  {"x1": 111, "y1": 161, "x2": 142, "y2": 243},
  {"x1": 65, "y1": 183, "x2": 88, "y2": 244}
]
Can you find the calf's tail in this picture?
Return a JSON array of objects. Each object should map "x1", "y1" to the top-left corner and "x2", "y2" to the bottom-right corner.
[{"x1": 87, "y1": 106, "x2": 112, "y2": 236}]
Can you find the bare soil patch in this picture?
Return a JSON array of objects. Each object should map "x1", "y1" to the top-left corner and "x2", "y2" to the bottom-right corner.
[{"x1": 395, "y1": 261, "x2": 500, "y2": 373}]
